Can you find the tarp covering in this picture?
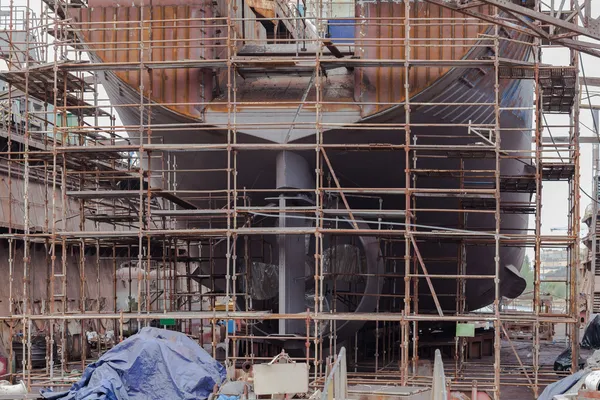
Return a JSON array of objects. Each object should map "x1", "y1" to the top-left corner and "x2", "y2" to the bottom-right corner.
[
  {"x1": 554, "y1": 348, "x2": 573, "y2": 371},
  {"x1": 42, "y1": 327, "x2": 226, "y2": 400},
  {"x1": 582, "y1": 314, "x2": 600, "y2": 349},
  {"x1": 553, "y1": 347, "x2": 584, "y2": 372},
  {"x1": 323, "y1": 244, "x2": 365, "y2": 282},
  {"x1": 248, "y1": 244, "x2": 366, "y2": 300},
  {"x1": 538, "y1": 370, "x2": 586, "y2": 400},
  {"x1": 249, "y1": 261, "x2": 278, "y2": 300}
]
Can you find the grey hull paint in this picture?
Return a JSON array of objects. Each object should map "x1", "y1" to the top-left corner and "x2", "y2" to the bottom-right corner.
[{"x1": 95, "y1": 37, "x2": 533, "y2": 316}]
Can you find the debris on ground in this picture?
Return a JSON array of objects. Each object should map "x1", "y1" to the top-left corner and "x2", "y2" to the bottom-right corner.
[
  {"x1": 553, "y1": 348, "x2": 585, "y2": 372},
  {"x1": 585, "y1": 349, "x2": 600, "y2": 369},
  {"x1": 42, "y1": 327, "x2": 226, "y2": 400},
  {"x1": 540, "y1": 347, "x2": 600, "y2": 400}
]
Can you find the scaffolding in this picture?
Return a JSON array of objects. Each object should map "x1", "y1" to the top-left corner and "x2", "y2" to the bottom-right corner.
[
  {"x1": 586, "y1": 109, "x2": 600, "y2": 315},
  {"x1": 0, "y1": 0, "x2": 597, "y2": 398}
]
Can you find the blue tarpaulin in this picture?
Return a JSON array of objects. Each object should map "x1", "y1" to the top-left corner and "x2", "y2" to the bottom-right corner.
[{"x1": 43, "y1": 327, "x2": 226, "y2": 400}]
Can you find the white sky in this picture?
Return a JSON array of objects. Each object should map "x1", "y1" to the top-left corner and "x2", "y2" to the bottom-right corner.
[
  {"x1": 2, "y1": 0, "x2": 600, "y2": 237},
  {"x1": 541, "y1": 46, "x2": 598, "y2": 238}
]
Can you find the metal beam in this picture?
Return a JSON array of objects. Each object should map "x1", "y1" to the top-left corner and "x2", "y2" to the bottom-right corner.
[
  {"x1": 478, "y1": 0, "x2": 600, "y2": 41},
  {"x1": 504, "y1": 9, "x2": 551, "y2": 39},
  {"x1": 421, "y1": 0, "x2": 600, "y2": 59},
  {"x1": 538, "y1": 136, "x2": 598, "y2": 143},
  {"x1": 410, "y1": 235, "x2": 444, "y2": 317},
  {"x1": 581, "y1": 76, "x2": 600, "y2": 86},
  {"x1": 321, "y1": 148, "x2": 359, "y2": 230}
]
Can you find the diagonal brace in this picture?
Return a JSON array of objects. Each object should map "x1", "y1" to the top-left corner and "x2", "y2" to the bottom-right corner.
[
  {"x1": 320, "y1": 148, "x2": 359, "y2": 230},
  {"x1": 410, "y1": 235, "x2": 444, "y2": 317}
]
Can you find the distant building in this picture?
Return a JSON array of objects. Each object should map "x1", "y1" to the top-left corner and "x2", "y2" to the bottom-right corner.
[{"x1": 540, "y1": 249, "x2": 567, "y2": 279}]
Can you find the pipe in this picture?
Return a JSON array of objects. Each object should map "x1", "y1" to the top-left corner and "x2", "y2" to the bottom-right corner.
[{"x1": 115, "y1": 267, "x2": 176, "y2": 281}]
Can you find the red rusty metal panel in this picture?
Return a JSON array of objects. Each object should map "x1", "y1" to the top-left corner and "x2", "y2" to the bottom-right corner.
[
  {"x1": 76, "y1": 0, "x2": 222, "y2": 120},
  {"x1": 354, "y1": 1, "x2": 493, "y2": 117},
  {"x1": 78, "y1": 0, "x2": 494, "y2": 122}
]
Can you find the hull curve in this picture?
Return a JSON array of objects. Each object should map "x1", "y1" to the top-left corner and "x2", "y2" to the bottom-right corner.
[{"x1": 79, "y1": 0, "x2": 534, "y2": 319}]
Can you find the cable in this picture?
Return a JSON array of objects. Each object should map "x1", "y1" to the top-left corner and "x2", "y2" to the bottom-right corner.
[
  {"x1": 581, "y1": 121, "x2": 599, "y2": 136},
  {"x1": 581, "y1": 186, "x2": 599, "y2": 204}
]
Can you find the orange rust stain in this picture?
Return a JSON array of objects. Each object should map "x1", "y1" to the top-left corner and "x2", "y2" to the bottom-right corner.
[
  {"x1": 246, "y1": 0, "x2": 276, "y2": 19},
  {"x1": 78, "y1": 1, "x2": 492, "y2": 121},
  {"x1": 356, "y1": 2, "x2": 494, "y2": 117},
  {"x1": 75, "y1": 1, "x2": 218, "y2": 120}
]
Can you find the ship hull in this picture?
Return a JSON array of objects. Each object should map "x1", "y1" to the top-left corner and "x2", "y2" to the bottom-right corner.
[
  {"x1": 79, "y1": 0, "x2": 534, "y2": 316},
  {"x1": 97, "y1": 58, "x2": 533, "y2": 313}
]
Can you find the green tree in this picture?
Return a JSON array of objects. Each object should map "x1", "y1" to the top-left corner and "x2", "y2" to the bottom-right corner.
[
  {"x1": 519, "y1": 254, "x2": 566, "y2": 299},
  {"x1": 541, "y1": 281, "x2": 567, "y2": 299},
  {"x1": 521, "y1": 254, "x2": 534, "y2": 293}
]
